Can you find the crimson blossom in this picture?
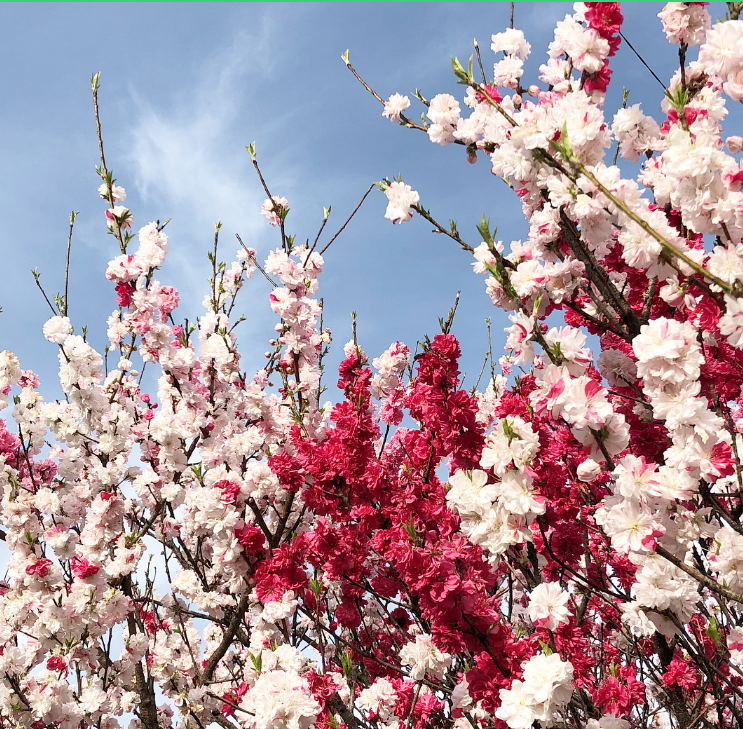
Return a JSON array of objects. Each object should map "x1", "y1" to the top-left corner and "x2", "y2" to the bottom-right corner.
[{"x1": 5, "y1": 3, "x2": 743, "y2": 729}]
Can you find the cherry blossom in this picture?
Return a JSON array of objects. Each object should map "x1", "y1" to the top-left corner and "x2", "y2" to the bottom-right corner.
[{"x1": 9, "y1": 7, "x2": 743, "y2": 729}]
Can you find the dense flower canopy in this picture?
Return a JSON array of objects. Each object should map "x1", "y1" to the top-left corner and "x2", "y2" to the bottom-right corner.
[{"x1": 6, "y1": 3, "x2": 743, "y2": 729}]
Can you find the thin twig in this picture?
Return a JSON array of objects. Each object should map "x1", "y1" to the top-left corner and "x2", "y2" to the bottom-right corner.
[
  {"x1": 473, "y1": 39, "x2": 486, "y2": 84},
  {"x1": 235, "y1": 234, "x2": 278, "y2": 287},
  {"x1": 343, "y1": 55, "x2": 431, "y2": 134},
  {"x1": 303, "y1": 209, "x2": 331, "y2": 267},
  {"x1": 63, "y1": 212, "x2": 78, "y2": 317},
  {"x1": 319, "y1": 183, "x2": 374, "y2": 255},
  {"x1": 32, "y1": 271, "x2": 58, "y2": 316},
  {"x1": 91, "y1": 73, "x2": 126, "y2": 254},
  {"x1": 471, "y1": 351, "x2": 490, "y2": 394},
  {"x1": 406, "y1": 683, "x2": 423, "y2": 729},
  {"x1": 440, "y1": 291, "x2": 460, "y2": 335},
  {"x1": 412, "y1": 204, "x2": 474, "y2": 253},
  {"x1": 656, "y1": 544, "x2": 743, "y2": 605},
  {"x1": 572, "y1": 164, "x2": 735, "y2": 294},
  {"x1": 618, "y1": 31, "x2": 667, "y2": 89},
  {"x1": 247, "y1": 149, "x2": 288, "y2": 252}
]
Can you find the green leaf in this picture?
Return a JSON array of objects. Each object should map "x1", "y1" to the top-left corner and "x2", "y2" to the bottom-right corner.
[
  {"x1": 501, "y1": 418, "x2": 522, "y2": 443},
  {"x1": 706, "y1": 615, "x2": 722, "y2": 646},
  {"x1": 664, "y1": 85, "x2": 689, "y2": 113},
  {"x1": 310, "y1": 578, "x2": 323, "y2": 600},
  {"x1": 341, "y1": 49, "x2": 350, "y2": 66},
  {"x1": 339, "y1": 648, "x2": 353, "y2": 679},
  {"x1": 403, "y1": 516, "x2": 419, "y2": 543},
  {"x1": 451, "y1": 56, "x2": 470, "y2": 85},
  {"x1": 476, "y1": 213, "x2": 493, "y2": 245},
  {"x1": 551, "y1": 122, "x2": 576, "y2": 162},
  {"x1": 537, "y1": 639, "x2": 553, "y2": 656}
]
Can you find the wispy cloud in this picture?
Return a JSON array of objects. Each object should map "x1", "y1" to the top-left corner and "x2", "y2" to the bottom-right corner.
[
  {"x1": 121, "y1": 13, "x2": 300, "y2": 372},
  {"x1": 124, "y1": 13, "x2": 290, "y2": 294}
]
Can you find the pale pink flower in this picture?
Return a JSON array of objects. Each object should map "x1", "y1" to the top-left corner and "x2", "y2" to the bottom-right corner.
[
  {"x1": 383, "y1": 93, "x2": 410, "y2": 122},
  {"x1": 384, "y1": 181, "x2": 419, "y2": 224}
]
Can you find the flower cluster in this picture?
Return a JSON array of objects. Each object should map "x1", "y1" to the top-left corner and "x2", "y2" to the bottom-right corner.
[
  {"x1": 365, "y1": 3, "x2": 743, "y2": 728},
  {"x1": 9, "y1": 5, "x2": 743, "y2": 729}
]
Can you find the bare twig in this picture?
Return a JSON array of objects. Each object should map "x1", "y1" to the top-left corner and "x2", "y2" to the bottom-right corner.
[
  {"x1": 319, "y1": 183, "x2": 374, "y2": 255},
  {"x1": 91, "y1": 72, "x2": 126, "y2": 254},
  {"x1": 32, "y1": 270, "x2": 58, "y2": 316},
  {"x1": 412, "y1": 204, "x2": 474, "y2": 253},
  {"x1": 473, "y1": 39, "x2": 486, "y2": 83},
  {"x1": 343, "y1": 52, "x2": 436, "y2": 135},
  {"x1": 303, "y1": 208, "x2": 331, "y2": 267},
  {"x1": 618, "y1": 31, "x2": 666, "y2": 89},
  {"x1": 246, "y1": 145, "x2": 288, "y2": 252},
  {"x1": 63, "y1": 212, "x2": 78, "y2": 317},
  {"x1": 235, "y1": 234, "x2": 278, "y2": 287}
]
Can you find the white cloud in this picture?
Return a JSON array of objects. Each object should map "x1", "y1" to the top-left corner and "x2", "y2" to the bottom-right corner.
[
  {"x1": 120, "y1": 13, "x2": 307, "y2": 375},
  {"x1": 124, "y1": 14, "x2": 293, "y2": 292}
]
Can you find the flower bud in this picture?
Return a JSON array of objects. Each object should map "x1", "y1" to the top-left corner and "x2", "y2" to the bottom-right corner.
[{"x1": 576, "y1": 459, "x2": 602, "y2": 482}]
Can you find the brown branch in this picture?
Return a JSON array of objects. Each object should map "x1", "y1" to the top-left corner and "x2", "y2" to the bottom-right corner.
[
  {"x1": 201, "y1": 592, "x2": 251, "y2": 684},
  {"x1": 655, "y1": 544, "x2": 743, "y2": 605}
]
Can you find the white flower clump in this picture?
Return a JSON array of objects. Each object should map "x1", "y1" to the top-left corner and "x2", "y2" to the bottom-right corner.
[
  {"x1": 383, "y1": 93, "x2": 410, "y2": 123},
  {"x1": 528, "y1": 582, "x2": 571, "y2": 631},
  {"x1": 658, "y1": 3, "x2": 710, "y2": 46},
  {"x1": 241, "y1": 668, "x2": 320, "y2": 729},
  {"x1": 399, "y1": 633, "x2": 452, "y2": 681},
  {"x1": 384, "y1": 181, "x2": 420, "y2": 224},
  {"x1": 43, "y1": 316, "x2": 72, "y2": 345},
  {"x1": 480, "y1": 416, "x2": 539, "y2": 476},
  {"x1": 495, "y1": 653, "x2": 574, "y2": 729},
  {"x1": 357, "y1": 677, "x2": 398, "y2": 720},
  {"x1": 446, "y1": 467, "x2": 544, "y2": 561}
]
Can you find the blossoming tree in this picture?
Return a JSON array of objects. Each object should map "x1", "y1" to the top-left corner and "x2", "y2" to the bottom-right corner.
[{"x1": 6, "y1": 2, "x2": 743, "y2": 729}]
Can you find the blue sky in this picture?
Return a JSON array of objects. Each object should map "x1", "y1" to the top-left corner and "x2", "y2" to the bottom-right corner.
[{"x1": 0, "y1": 3, "x2": 722, "y2": 400}]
